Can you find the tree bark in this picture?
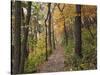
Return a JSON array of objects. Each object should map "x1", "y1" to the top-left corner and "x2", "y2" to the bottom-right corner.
[
  {"x1": 52, "y1": 26, "x2": 55, "y2": 49},
  {"x1": 45, "y1": 4, "x2": 50, "y2": 61},
  {"x1": 13, "y1": 1, "x2": 21, "y2": 74},
  {"x1": 74, "y1": 5, "x2": 82, "y2": 57},
  {"x1": 64, "y1": 19, "x2": 68, "y2": 46},
  {"x1": 48, "y1": 3, "x2": 52, "y2": 53},
  {"x1": 45, "y1": 19, "x2": 48, "y2": 61},
  {"x1": 19, "y1": 2, "x2": 32, "y2": 73}
]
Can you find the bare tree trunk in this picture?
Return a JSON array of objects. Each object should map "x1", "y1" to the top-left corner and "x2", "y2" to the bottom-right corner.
[
  {"x1": 44, "y1": 3, "x2": 52, "y2": 60},
  {"x1": 13, "y1": 1, "x2": 21, "y2": 74},
  {"x1": 74, "y1": 5, "x2": 82, "y2": 57},
  {"x1": 45, "y1": 4, "x2": 49, "y2": 61},
  {"x1": 45, "y1": 19, "x2": 48, "y2": 61},
  {"x1": 19, "y1": 2, "x2": 32, "y2": 73},
  {"x1": 48, "y1": 3, "x2": 52, "y2": 53},
  {"x1": 52, "y1": 25, "x2": 55, "y2": 49},
  {"x1": 64, "y1": 19, "x2": 68, "y2": 46},
  {"x1": 11, "y1": 1, "x2": 13, "y2": 74}
]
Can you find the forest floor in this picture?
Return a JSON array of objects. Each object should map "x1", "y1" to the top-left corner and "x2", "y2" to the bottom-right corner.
[{"x1": 37, "y1": 44, "x2": 65, "y2": 73}]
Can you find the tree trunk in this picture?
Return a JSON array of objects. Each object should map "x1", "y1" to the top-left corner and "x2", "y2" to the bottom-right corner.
[
  {"x1": 74, "y1": 5, "x2": 82, "y2": 57},
  {"x1": 64, "y1": 19, "x2": 68, "y2": 46},
  {"x1": 13, "y1": 1, "x2": 21, "y2": 74},
  {"x1": 48, "y1": 3, "x2": 52, "y2": 53},
  {"x1": 52, "y1": 25, "x2": 55, "y2": 49},
  {"x1": 11, "y1": 1, "x2": 14, "y2": 74},
  {"x1": 45, "y1": 19, "x2": 48, "y2": 61},
  {"x1": 45, "y1": 6, "x2": 49, "y2": 61},
  {"x1": 19, "y1": 2, "x2": 32, "y2": 73}
]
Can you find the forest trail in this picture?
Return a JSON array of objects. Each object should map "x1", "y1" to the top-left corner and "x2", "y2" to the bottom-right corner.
[{"x1": 37, "y1": 44, "x2": 65, "y2": 73}]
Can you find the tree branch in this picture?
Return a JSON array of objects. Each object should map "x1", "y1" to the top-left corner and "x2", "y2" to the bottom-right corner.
[{"x1": 57, "y1": 4, "x2": 65, "y2": 12}]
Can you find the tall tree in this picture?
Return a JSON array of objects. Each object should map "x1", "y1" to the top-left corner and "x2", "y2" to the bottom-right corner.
[
  {"x1": 12, "y1": 1, "x2": 21, "y2": 74},
  {"x1": 11, "y1": 1, "x2": 14, "y2": 74},
  {"x1": 44, "y1": 3, "x2": 52, "y2": 60},
  {"x1": 63, "y1": 19, "x2": 68, "y2": 45},
  {"x1": 45, "y1": 16, "x2": 48, "y2": 61},
  {"x1": 74, "y1": 5, "x2": 82, "y2": 57},
  {"x1": 48, "y1": 3, "x2": 52, "y2": 53},
  {"x1": 19, "y1": 2, "x2": 32, "y2": 73},
  {"x1": 45, "y1": 4, "x2": 50, "y2": 61}
]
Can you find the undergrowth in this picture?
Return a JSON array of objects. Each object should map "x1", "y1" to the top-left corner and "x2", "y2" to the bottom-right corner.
[
  {"x1": 24, "y1": 34, "x2": 51, "y2": 73},
  {"x1": 62, "y1": 26, "x2": 97, "y2": 71}
]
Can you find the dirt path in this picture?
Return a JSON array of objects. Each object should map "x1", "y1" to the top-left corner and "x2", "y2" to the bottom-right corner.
[{"x1": 37, "y1": 44, "x2": 65, "y2": 73}]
